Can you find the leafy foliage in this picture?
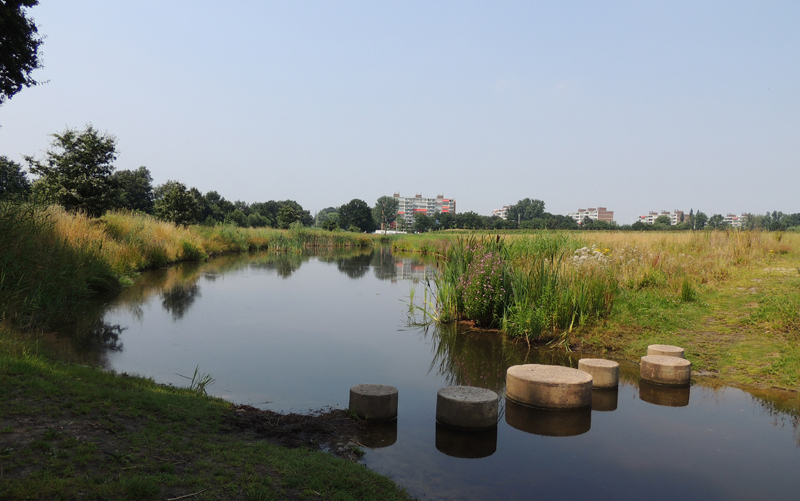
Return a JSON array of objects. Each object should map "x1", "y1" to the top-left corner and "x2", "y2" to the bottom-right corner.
[
  {"x1": 338, "y1": 198, "x2": 375, "y2": 233},
  {"x1": 0, "y1": 0, "x2": 44, "y2": 105},
  {"x1": 0, "y1": 155, "x2": 30, "y2": 198},
  {"x1": 373, "y1": 196, "x2": 399, "y2": 231},
  {"x1": 112, "y1": 166, "x2": 154, "y2": 213},
  {"x1": 27, "y1": 125, "x2": 119, "y2": 217},
  {"x1": 154, "y1": 180, "x2": 201, "y2": 226}
]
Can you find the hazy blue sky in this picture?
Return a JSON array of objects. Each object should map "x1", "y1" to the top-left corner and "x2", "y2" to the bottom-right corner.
[{"x1": 1, "y1": 1, "x2": 798, "y2": 223}]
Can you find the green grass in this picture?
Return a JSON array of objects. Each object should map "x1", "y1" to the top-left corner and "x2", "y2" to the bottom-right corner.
[{"x1": 0, "y1": 328, "x2": 412, "y2": 500}]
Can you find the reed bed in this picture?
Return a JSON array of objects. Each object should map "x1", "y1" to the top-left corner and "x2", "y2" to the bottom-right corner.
[{"x1": 400, "y1": 230, "x2": 800, "y2": 346}]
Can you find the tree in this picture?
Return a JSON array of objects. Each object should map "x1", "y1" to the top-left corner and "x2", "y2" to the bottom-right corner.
[
  {"x1": 315, "y1": 207, "x2": 339, "y2": 227},
  {"x1": 372, "y1": 196, "x2": 399, "y2": 232},
  {"x1": 0, "y1": 155, "x2": 30, "y2": 197},
  {"x1": 276, "y1": 204, "x2": 299, "y2": 229},
  {"x1": 27, "y1": 125, "x2": 119, "y2": 217},
  {"x1": 113, "y1": 166, "x2": 154, "y2": 213},
  {"x1": 693, "y1": 211, "x2": 708, "y2": 230},
  {"x1": 654, "y1": 215, "x2": 672, "y2": 226},
  {"x1": 338, "y1": 199, "x2": 375, "y2": 233},
  {"x1": 506, "y1": 198, "x2": 545, "y2": 224},
  {"x1": 0, "y1": 1, "x2": 44, "y2": 105},
  {"x1": 412, "y1": 212, "x2": 433, "y2": 233},
  {"x1": 708, "y1": 214, "x2": 724, "y2": 229},
  {"x1": 154, "y1": 180, "x2": 201, "y2": 226}
]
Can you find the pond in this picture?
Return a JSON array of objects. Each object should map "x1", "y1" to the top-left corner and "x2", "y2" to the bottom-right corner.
[{"x1": 47, "y1": 248, "x2": 800, "y2": 500}]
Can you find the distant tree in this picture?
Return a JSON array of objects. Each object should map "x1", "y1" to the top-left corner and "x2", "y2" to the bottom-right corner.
[
  {"x1": 113, "y1": 166, "x2": 154, "y2": 213},
  {"x1": 315, "y1": 207, "x2": 339, "y2": 227},
  {"x1": 226, "y1": 209, "x2": 248, "y2": 227},
  {"x1": 708, "y1": 214, "x2": 724, "y2": 229},
  {"x1": 654, "y1": 215, "x2": 672, "y2": 225},
  {"x1": 506, "y1": 198, "x2": 545, "y2": 224},
  {"x1": 247, "y1": 212, "x2": 269, "y2": 228},
  {"x1": 27, "y1": 125, "x2": 119, "y2": 217},
  {"x1": 154, "y1": 180, "x2": 201, "y2": 226},
  {"x1": 276, "y1": 204, "x2": 299, "y2": 229},
  {"x1": 693, "y1": 211, "x2": 708, "y2": 230},
  {"x1": 321, "y1": 218, "x2": 339, "y2": 231},
  {"x1": 413, "y1": 212, "x2": 433, "y2": 233},
  {"x1": 338, "y1": 199, "x2": 375, "y2": 233},
  {"x1": 0, "y1": 1, "x2": 45, "y2": 105},
  {"x1": 438, "y1": 212, "x2": 456, "y2": 230},
  {"x1": 372, "y1": 196, "x2": 399, "y2": 232},
  {"x1": 455, "y1": 211, "x2": 485, "y2": 230},
  {"x1": 0, "y1": 155, "x2": 30, "y2": 198}
]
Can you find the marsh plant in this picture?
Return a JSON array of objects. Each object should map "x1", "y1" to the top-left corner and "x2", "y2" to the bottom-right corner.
[{"x1": 177, "y1": 365, "x2": 216, "y2": 396}]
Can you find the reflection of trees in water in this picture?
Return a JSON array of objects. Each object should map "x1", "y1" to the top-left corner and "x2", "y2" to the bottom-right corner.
[
  {"x1": 249, "y1": 253, "x2": 307, "y2": 278},
  {"x1": 41, "y1": 318, "x2": 125, "y2": 368},
  {"x1": 750, "y1": 391, "x2": 800, "y2": 447},
  {"x1": 423, "y1": 323, "x2": 575, "y2": 394},
  {"x1": 336, "y1": 251, "x2": 373, "y2": 279},
  {"x1": 371, "y1": 247, "x2": 398, "y2": 280},
  {"x1": 161, "y1": 283, "x2": 201, "y2": 320}
]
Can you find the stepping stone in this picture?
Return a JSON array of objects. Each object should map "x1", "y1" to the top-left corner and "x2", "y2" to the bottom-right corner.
[
  {"x1": 647, "y1": 344, "x2": 685, "y2": 358},
  {"x1": 506, "y1": 364, "x2": 593, "y2": 410},
  {"x1": 578, "y1": 358, "x2": 619, "y2": 389},
  {"x1": 349, "y1": 384, "x2": 398, "y2": 421},
  {"x1": 640, "y1": 355, "x2": 692, "y2": 387},
  {"x1": 436, "y1": 386, "x2": 499, "y2": 430}
]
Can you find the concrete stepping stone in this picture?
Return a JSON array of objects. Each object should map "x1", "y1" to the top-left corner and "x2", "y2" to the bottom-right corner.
[
  {"x1": 640, "y1": 355, "x2": 691, "y2": 387},
  {"x1": 578, "y1": 358, "x2": 619, "y2": 389},
  {"x1": 436, "y1": 386, "x2": 499, "y2": 430},
  {"x1": 647, "y1": 344, "x2": 685, "y2": 358},
  {"x1": 349, "y1": 384, "x2": 398, "y2": 421},
  {"x1": 506, "y1": 364, "x2": 593, "y2": 410}
]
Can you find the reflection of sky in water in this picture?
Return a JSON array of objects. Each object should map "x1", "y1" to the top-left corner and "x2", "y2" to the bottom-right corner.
[{"x1": 59, "y1": 249, "x2": 800, "y2": 500}]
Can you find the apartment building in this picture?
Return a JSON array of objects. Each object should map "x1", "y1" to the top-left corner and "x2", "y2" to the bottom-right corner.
[
  {"x1": 393, "y1": 193, "x2": 456, "y2": 227},
  {"x1": 492, "y1": 206, "x2": 510, "y2": 220},
  {"x1": 723, "y1": 213, "x2": 748, "y2": 228},
  {"x1": 567, "y1": 207, "x2": 614, "y2": 225},
  {"x1": 638, "y1": 210, "x2": 685, "y2": 225}
]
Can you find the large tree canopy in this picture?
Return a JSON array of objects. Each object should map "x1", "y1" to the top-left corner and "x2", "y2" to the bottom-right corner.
[
  {"x1": 113, "y1": 166, "x2": 154, "y2": 213},
  {"x1": 27, "y1": 125, "x2": 119, "y2": 217},
  {"x1": 372, "y1": 196, "x2": 399, "y2": 231},
  {"x1": 338, "y1": 199, "x2": 375, "y2": 233},
  {"x1": 0, "y1": 0, "x2": 44, "y2": 105},
  {"x1": 505, "y1": 198, "x2": 545, "y2": 224},
  {"x1": 154, "y1": 180, "x2": 201, "y2": 226}
]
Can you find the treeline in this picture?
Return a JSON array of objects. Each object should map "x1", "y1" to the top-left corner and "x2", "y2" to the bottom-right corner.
[{"x1": 2, "y1": 126, "x2": 797, "y2": 233}]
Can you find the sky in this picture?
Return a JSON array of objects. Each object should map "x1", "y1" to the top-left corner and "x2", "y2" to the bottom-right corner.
[{"x1": 1, "y1": 1, "x2": 798, "y2": 223}]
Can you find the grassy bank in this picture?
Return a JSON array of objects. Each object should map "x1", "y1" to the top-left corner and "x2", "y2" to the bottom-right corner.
[
  {"x1": 1, "y1": 202, "x2": 376, "y2": 330},
  {"x1": 0, "y1": 328, "x2": 411, "y2": 500},
  {"x1": 396, "y1": 230, "x2": 800, "y2": 389}
]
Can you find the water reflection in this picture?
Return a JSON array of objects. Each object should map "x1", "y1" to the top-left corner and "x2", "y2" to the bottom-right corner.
[
  {"x1": 161, "y1": 283, "x2": 201, "y2": 320},
  {"x1": 359, "y1": 420, "x2": 398, "y2": 449},
  {"x1": 591, "y1": 388, "x2": 619, "y2": 412},
  {"x1": 638, "y1": 380, "x2": 691, "y2": 407},
  {"x1": 435, "y1": 423, "x2": 497, "y2": 458},
  {"x1": 505, "y1": 400, "x2": 592, "y2": 437}
]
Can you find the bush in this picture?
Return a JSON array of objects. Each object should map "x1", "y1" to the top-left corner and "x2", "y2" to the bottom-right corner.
[{"x1": 456, "y1": 250, "x2": 508, "y2": 326}]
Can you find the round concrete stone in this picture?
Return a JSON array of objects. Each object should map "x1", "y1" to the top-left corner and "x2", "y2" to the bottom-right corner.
[
  {"x1": 578, "y1": 358, "x2": 620, "y2": 389},
  {"x1": 647, "y1": 344, "x2": 685, "y2": 358},
  {"x1": 436, "y1": 386, "x2": 499, "y2": 430},
  {"x1": 639, "y1": 380, "x2": 690, "y2": 407},
  {"x1": 349, "y1": 384, "x2": 398, "y2": 421},
  {"x1": 505, "y1": 399, "x2": 591, "y2": 437},
  {"x1": 640, "y1": 355, "x2": 692, "y2": 387},
  {"x1": 506, "y1": 364, "x2": 593, "y2": 410}
]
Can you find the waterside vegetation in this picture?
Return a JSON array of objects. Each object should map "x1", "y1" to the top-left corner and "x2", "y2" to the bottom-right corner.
[{"x1": 396, "y1": 230, "x2": 800, "y2": 390}]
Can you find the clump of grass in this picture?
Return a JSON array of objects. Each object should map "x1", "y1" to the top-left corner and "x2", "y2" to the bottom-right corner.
[
  {"x1": 176, "y1": 365, "x2": 216, "y2": 396},
  {"x1": 680, "y1": 278, "x2": 697, "y2": 302}
]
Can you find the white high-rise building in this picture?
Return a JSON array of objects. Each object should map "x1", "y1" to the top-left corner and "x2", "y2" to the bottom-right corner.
[{"x1": 393, "y1": 193, "x2": 456, "y2": 227}]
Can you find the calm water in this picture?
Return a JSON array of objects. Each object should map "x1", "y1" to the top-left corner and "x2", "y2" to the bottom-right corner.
[{"x1": 48, "y1": 249, "x2": 800, "y2": 500}]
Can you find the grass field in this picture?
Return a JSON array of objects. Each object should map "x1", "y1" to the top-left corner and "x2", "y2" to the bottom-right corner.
[{"x1": 395, "y1": 230, "x2": 800, "y2": 390}]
